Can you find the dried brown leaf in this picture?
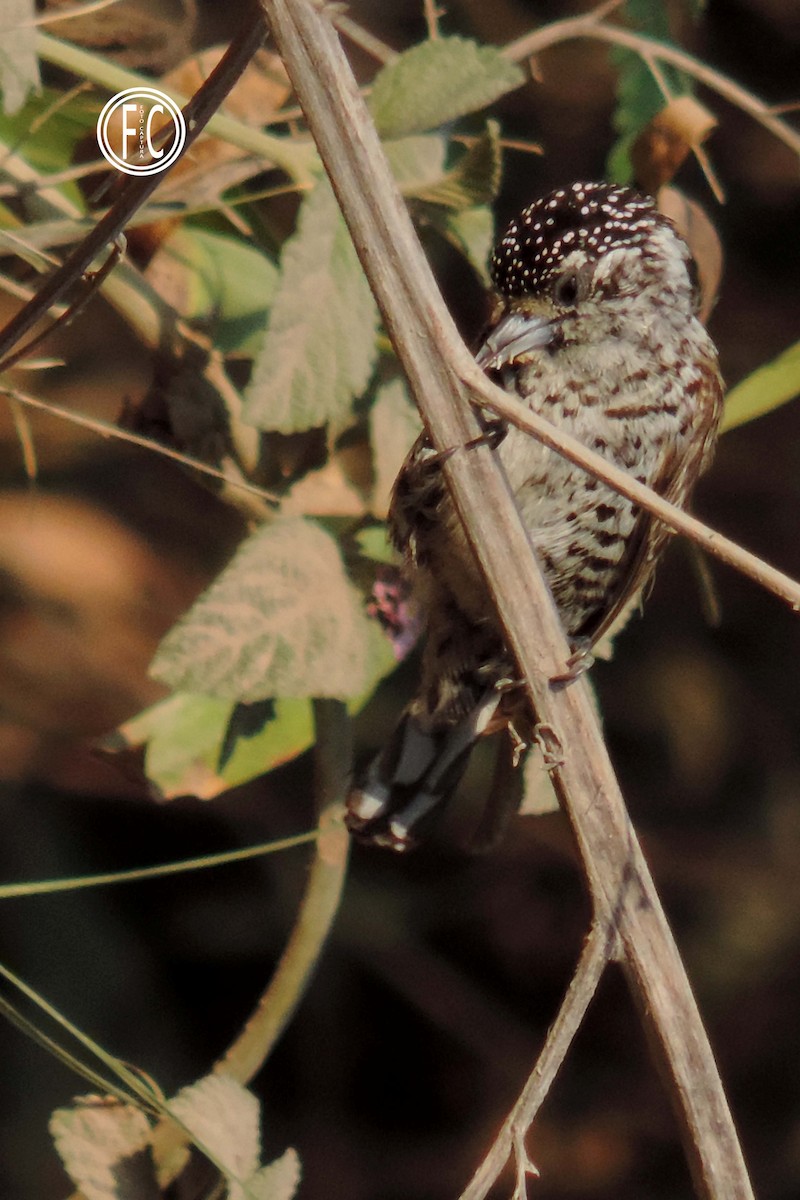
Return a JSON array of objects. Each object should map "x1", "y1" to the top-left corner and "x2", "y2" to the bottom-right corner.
[
  {"x1": 658, "y1": 184, "x2": 724, "y2": 324},
  {"x1": 632, "y1": 96, "x2": 718, "y2": 193}
]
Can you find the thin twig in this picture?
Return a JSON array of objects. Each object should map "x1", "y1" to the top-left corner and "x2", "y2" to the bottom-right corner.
[
  {"x1": 0, "y1": 831, "x2": 318, "y2": 899},
  {"x1": 259, "y1": 4, "x2": 755, "y2": 1196},
  {"x1": 0, "y1": 159, "x2": 115, "y2": 197},
  {"x1": 215, "y1": 700, "x2": 351, "y2": 1081},
  {"x1": 639, "y1": 49, "x2": 725, "y2": 203},
  {"x1": 35, "y1": 30, "x2": 316, "y2": 182},
  {"x1": 503, "y1": 12, "x2": 800, "y2": 162},
  {"x1": 330, "y1": 11, "x2": 398, "y2": 64},
  {"x1": 150, "y1": 701, "x2": 352, "y2": 1183},
  {"x1": 423, "y1": 0, "x2": 442, "y2": 40},
  {"x1": 0, "y1": 237, "x2": 124, "y2": 373},
  {"x1": 0, "y1": 385, "x2": 278, "y2": 509},
  {"x1": 462, "y1": 365, "x2": 800, "y2": 614},
  {"x1": 6, "y1": 394, "x2": 38, "y2": 481},
  {"x1": 459, "y1": 923, "x2": 613, "y2": 1200}
]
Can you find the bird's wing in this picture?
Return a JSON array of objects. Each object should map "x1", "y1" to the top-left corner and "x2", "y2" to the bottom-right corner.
[
  {"x1": 387, "y1": 431, "x2": 444, "y2": 565},
  {"x1": 582, "y1": 358, "x2": 724, "y2": 646}
]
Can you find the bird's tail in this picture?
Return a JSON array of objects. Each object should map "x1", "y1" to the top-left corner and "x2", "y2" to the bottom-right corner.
[{"x1": 345, "y1": 688, "x2": 503, "y2": 851}]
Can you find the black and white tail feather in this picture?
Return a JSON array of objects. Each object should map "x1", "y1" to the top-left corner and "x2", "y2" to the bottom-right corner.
[{"x1": 346, "y1": 686, "x2": 504, "y2": 851}]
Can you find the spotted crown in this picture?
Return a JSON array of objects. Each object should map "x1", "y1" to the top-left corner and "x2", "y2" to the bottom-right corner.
[{"x1": 490, "y1": 181, "x2": 671, "y2": 298}]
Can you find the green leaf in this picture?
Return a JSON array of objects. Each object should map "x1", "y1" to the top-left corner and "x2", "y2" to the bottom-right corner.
[
  {"x1": 721, "y1": 340, "x2": 800, "y2": 433},
  {"x1": 243, "y1": 179, "x2": 379, "y2": 432},
  {"x1": 0, "y1": 1, "x2": 39, "y2": 115},
  {"x1": 355, "y1": 525, "x2": 397, "y2": 566},
  {"x1": 607, "y1": 1, "x2": 695, "y2": 183},
  {"x1": 49, "y1": 1099, "x2": 154, "y2": 1200},
  {"x1": 370, "y1": 377, "x2": 422, "y2": 515},
  {"x1": 148, "y1": 227, "x2": 279, "y2": 355},
  {"x1": 121, "y1": 693, "x2": 233, "y2": 799},
  {"x1": 219, "y1": 698, "x2": 315, "y2": 786},
  {"x1": 0, "y1": 86, "x2": 97, "y2": 213},
  {"x1": 0, "y1": 86, "x2": 97, "y2": 169},
  {"x1": 385, "y1": 133, "x2": 447, "y2": 192},
  {"x1": 151, "y1": 518, "x2": 376, "y2": 702},
  {"x1": 384, "y1": 132, "x2": 497, "y2": 279},
  {"x1": 123, "y1": 693, "x2": 316, "y2": 800},
  {"x1": 433, "y1": 205, "x2": 495, "y2": 283},
  {"x1": 410, "y1": 121, "x2": 502, "y2": 209},
  {"x1": 369, "y1": 36, "x2": 524, "y2": 138}
]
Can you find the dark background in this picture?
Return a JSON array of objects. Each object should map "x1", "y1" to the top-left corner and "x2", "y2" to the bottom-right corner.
[{"x1": 1, "y1": 1, "x2": 799, "y2": 1197}]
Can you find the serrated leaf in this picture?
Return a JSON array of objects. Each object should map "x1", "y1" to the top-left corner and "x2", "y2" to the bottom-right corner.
[
  {"x1": 0, "y1": 1, "x2": 39, "y2": 115},
  {"x1": 369, "y1": 36, "x2": 524, "y2": 138},
  {"x1": 168, "y1": 1075, "x2": 260, "y2": 1184},
  {"x1": 370, "y1": 377, "x2": 422, "y2": 516},
  {"x1": 243, "y1": 180, "x2": 379, "y2": 432},
  {"x1": 721, "y1": 340, "x2": 800, "y2": 433},
  {"x1": 152, "y1": 518, "x2": 375, "y2": 701},
  {"x1": 147, "y1": 228, "x2": 279, "y2": 356},
  {"x1": 386, "y1": 133, "x2": 496, "y2": 278},
  {"x1": 50, "y1": 1099, "x2": 156, "y2": 1200},
  {"x1": 410, "y1": 121, "x2": 502, "y2": 209},
  {"x1": 243, "y1": 1148, "x2": 301, "y2": 1200}
]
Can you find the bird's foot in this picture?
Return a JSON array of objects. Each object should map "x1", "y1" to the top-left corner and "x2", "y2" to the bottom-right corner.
[{"x1": 549, "y1": 637, "x2": 595, "y2": 687}]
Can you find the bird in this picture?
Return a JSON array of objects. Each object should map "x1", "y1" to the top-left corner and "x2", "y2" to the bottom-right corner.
[{"x1": 347, "y1": 181, "x2": 724, "y2": 851}]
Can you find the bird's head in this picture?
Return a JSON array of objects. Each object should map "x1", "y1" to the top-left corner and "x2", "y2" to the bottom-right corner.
[{"x1": 477, "y1": 182, "x2": 699, "y2": 372}]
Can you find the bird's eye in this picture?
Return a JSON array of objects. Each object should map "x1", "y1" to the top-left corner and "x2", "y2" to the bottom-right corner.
[{"x1": 554, "y1": 272, "x2": 580, "y2": 307}]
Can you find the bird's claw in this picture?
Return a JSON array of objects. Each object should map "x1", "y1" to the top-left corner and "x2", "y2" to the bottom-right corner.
[{"x1": 549, "y1": 637, "x2": 595, "y2": 687}]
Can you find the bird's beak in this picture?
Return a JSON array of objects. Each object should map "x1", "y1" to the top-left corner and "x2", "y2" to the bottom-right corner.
[{"x1": 475, "y1": 310, "x2": 554, "y2": 371}]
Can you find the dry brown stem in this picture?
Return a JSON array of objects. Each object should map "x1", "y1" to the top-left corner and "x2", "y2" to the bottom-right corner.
[
  {"x1": 0, "y1": 384, "x2": 278, "y2": 509},
  {"x1": 464, "y1": 366, "x2": 800, "y2": 614},
  {"x1": 459, "y1": 923, "x2": 614, "y2": 1199},
  {"x1": 503, "y1": 7, "x2": 800, "y2": 162},
  {"x1": 258, "y1": 2, "x2": 756, "y2": 1197}
]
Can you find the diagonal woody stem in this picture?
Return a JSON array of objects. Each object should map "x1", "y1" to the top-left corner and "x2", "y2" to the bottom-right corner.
[
  {"x1": 463, "y1": 365, "x2": 800, "y2": 613},
  {"x1": 258, "y1": 3, "x2": 756, "y2": 1198},
  {"x1": 459, "y1": 923, "x2": 614, "y2": 1200}
]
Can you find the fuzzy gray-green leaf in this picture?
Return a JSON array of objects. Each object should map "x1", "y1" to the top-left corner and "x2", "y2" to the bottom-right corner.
[
  {"x1": 410, "y1": 121, "x2": 502, "y2": 210},
  {"x1": 152, "y1": 518, "x2": 375, "y2": 701},
  {"x1": 369, "y1": 37, "x2": 523, "y2": 138},
  {"x1": 243, "y1": 180, "x2": 379, "y2": 432},
  {"x1": 0, "y1": 1, "x2": 39, "y2": 115}
]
